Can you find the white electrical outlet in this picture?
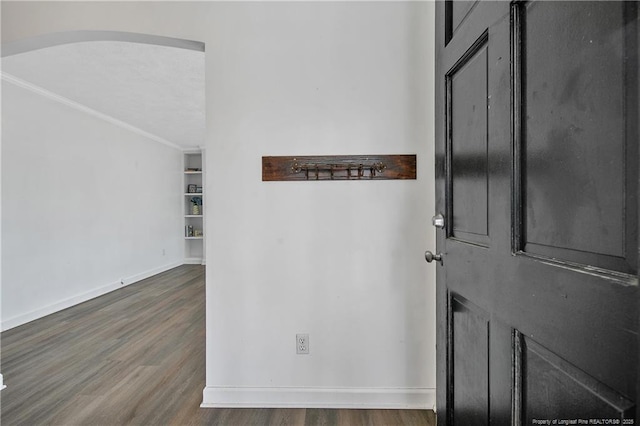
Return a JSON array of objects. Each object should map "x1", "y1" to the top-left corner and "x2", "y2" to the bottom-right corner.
[{"x1": 296, "y1": 334, "x2": 309, "y2": 354}]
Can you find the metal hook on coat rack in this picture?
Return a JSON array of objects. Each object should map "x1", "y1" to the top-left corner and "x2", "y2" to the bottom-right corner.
[{"x1": 290, "y1": 160, "x2": 386, "y2": 180}]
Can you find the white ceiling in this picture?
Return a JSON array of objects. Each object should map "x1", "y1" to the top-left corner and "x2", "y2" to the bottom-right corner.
[{"x1": 2, "y1": 40, "x2": 205, "y2": 149}]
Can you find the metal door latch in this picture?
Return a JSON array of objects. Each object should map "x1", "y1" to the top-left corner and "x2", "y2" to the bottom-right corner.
[{"x1": 432, "y1": 214, "x2": 445, "y2": 229}]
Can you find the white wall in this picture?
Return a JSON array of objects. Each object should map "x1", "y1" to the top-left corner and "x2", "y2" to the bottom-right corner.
[
  {"x1": 1, "y1": 1, "x2": 436, "y2": 408},
  {"x1": 204, "y1": 2, "x2": 435, "y2": 408},
  {"x1": 1, "y1": 80, "x2": 184, "y2": 330}
]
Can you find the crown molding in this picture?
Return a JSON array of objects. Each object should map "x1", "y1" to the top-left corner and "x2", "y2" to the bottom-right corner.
[
  {"x1": 1, "y1": 71, "x2": 184, "y2": 151},
  {"x1": 2, "y1": 30, "x2": 205, "y2": 58}
]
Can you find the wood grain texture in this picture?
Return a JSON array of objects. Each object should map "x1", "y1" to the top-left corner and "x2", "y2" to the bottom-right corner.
[
  {"x1": 262, "y1": 155, "x2": 417, "y2": 181},
  {"x1": 0, "y1": 265, "x2": 435, "y2": 425}
]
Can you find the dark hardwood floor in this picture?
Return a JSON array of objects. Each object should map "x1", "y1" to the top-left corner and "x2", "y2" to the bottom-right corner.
[{"x1": 0, "y1": 265, "x2": 436, "y2": 425}]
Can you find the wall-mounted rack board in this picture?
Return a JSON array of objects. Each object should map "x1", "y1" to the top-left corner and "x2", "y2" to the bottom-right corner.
[{"x1": 262, "y1": 155, "x2": 416, "y2": 181}]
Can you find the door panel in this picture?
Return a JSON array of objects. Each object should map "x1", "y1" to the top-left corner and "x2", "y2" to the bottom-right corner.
[
  {"x1": 435, "y1": 1, "x2": 639, "y2": 423},
  {"x1": 523, "y1": 336, "x2": 635, "y2": 421},
  {"x1": 448, "y1": 34, "x2": 490, "y2": 246},
  {"x1": 519, "y1": 1, "x2": 638, "y2": 273},
  {"x1": 449, "y1": 1, "x2": 478, "y2": 40},
  {"x1": 451, "y1": 296, "x2": 489, "y2": 425}
]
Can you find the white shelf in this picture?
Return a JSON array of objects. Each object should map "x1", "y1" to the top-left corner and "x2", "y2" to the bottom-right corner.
[
  {"x1": 185, "y1": 215, "x2": 203, "y2": 218},
  {"x1": 185, "y1": 236, "x2": 203, "y2": 240},
  {"x1": 184, "y1": 193, "x2": 203, "y2": 196},
  {"x1": 184, "y1": 171, "x2": 202, "y2": 174}
]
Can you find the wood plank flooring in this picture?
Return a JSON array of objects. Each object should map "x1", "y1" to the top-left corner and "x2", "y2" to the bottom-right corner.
[{"x1": 0, "y1": 265, "x2": 436, "y2": 425}]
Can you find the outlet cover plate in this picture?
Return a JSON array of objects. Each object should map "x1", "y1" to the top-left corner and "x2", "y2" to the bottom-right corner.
[{"x1": 296, "y1": 333, "x2": 309, "y2": 354}]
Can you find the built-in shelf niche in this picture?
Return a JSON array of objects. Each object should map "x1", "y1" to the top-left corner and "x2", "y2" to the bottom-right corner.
[{"x1": 184, "y1": 151, "x2": 205, "y2": 264}]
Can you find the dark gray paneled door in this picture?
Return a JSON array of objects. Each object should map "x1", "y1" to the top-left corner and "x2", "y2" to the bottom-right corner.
[{"x1": 434, "y1": 1, "x2": 638, "y2": 423}]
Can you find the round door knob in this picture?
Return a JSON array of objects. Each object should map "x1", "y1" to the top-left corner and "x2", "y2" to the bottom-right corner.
[
  {"x1": 425, "y1": 251, "x2": 443, "y2": 264},
  {"x1": 432, "y1": 214, "x2": 445, "y2": 229}
]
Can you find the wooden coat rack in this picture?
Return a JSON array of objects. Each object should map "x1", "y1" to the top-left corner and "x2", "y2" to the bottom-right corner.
[{"x1": 262, "y1": 155, "x2": 416, "y2": 181}]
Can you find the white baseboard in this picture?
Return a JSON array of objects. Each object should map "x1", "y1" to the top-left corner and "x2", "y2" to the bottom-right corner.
[
  {"x1": 1, "y1": 261, "x2": 182, "y2": 331},
  {"x1": 201, "y1": 386, "x2": 435, "y2": 410},
  {"x1": 0, "y1": 374, "x2": 5, "y2": 391},
  {"x1": 124, "y1": 261, "x2": 182, "y2": 285},
  {"x1": 184, "y1": 257, "x2": 203, "y2": 265}
]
